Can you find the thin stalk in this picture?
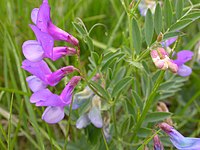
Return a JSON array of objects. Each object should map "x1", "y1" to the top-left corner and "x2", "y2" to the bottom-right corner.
[
  {"x1": 64, "y1": 97, "x2": 74, "y2": 149},
  {"x1": 112, "y1": 102, "x2": 118, "y2": 136},
  {"x1": 101, "y1": 129, "x2": 110, "y2": 150},
  {"x1": 7, "y1": 93, "x2": 14, "y2": 150}
]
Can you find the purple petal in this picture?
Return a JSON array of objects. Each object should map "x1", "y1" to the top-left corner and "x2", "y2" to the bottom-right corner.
[
  {"x1": 60, "y1": 76, "x2": 81, "y2": 104},
  {"x1": 22, "y1": 59, "x2": 52, "y2": 83},
  {"x1": 31, "y1": 8, "x2": 39, "y2": 24},
  {"x1": 76, "y1": 114, "x2": 91, "y2": 129},
  {"x1": 161, "y1": 37, "x2": 178, "y2": 47},
  {"x1": 159, "y1": 123, "x2": 200, "y2": 150},
  {"x1": 42, "y1": 106, "x2": 65, "y2": 124},
  {"x1": 26, "y1": 76, "x2": 47, "y2": 92},
  {"x1": 30, "y1": 89, "x2": 65, "y2": 107},
  {"x1": 169, "y1": 129, "x2": 200, "y2": 150},
  {"x1": 47, "y1": 22, "x2": 79, "y2": 46},
  {"x1": 51, "y1": 47, "x2": 77, "y2": 61},
  {"x1": 22, "y1": 40, "x2": 44, "y2": 62},
  {"x1": 177, "y1": 65, "x2": 192, "y2": 77},
  {"x1": 88, "y1": 106, "x2": 103, "y2": 128},
  {"x1": 173, "y1": 50, "x2": 194, "y2": 66},
  {"x1": 46, "y1": 66, "x2": 76, "y2": 86},
  {"x1": 36, "y1": 0, "x2": 51, "y2": 33},
  {"x1": 29, "y1": 24, "x2": 54, "y2": 58}
]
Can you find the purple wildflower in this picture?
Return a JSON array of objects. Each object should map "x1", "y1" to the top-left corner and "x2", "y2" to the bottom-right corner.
[
  {"x1": 159, "y1": 122, "x2": 200, "y2": 150},
  {"x1": 173, "y1": 50, "x2": 193, "y2": 77},
  {"x1": 30, "y1": 76, "x2": 81, "y2": 124},
  {"x1": 31, "y1": 0, "x2": 78, "y2": 46},
  {"x1": 26, "y1": 76, "x2": 47, "y2": 92},
  {"x1": 22, "y1": 59, "x2": 76, "y2": 87},
  {"x1": 150, "y1": 47, "x2": 193, "y2": 76},
  {"x1": 161, "y1": 37, "x2": 178, "y2": 47},
  {"x1": 153, "y1": 134, "x2": 164, "y2": 150},
  {"x1": 22, "y1": 25, "x2": 77, "y2": 62}
]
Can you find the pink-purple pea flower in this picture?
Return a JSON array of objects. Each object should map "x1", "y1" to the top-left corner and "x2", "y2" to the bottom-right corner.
[
  {"x1": 22, "y1": 59, "x2": 77, "y2": 88},
  {"x1": 159, "y1": 122, "x2": 200, "y2": 150},
  {"x1": 173, "y1": 50, "x2": 193, "y2": 77},
  {"x1": 31, "y1": 76, "x2": 81, "y2": 124},
  {"x1": 151, "y1": 46, "x2": 193, "y2": 77},
  {"x1": 162, "y1": 37, "x2": 194, "y2": 77},
  {"x1": 22, "y1": 25, "x2": 77, "y2": 62},
  {"x1": 31, "y1": 0, "x2": 78, "y2": 46}
]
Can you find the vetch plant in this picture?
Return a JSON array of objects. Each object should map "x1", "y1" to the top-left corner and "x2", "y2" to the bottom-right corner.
[{"x1": 3, "y1": 0, "x2": 198, "y2": 149}]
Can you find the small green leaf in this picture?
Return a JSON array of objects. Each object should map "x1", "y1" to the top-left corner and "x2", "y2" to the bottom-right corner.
[
  {"x1": 164, "y1": 0, "x2": 173, "y2": 28},
  {"x1": 163, "y1": 31, "x2": 182, "y2": 41},
  {"x1": 111, "y1": 77, "x2": 133, "y2": 97},
  {"x1": 169, "y1": 19, "x2": 193, "y2": 32},
  {"x1": 145, "y1": 9, "x2": 154, "y2": 45},
  {"x1": 120, "y1": 115, "x2": 134, "y2": 136},
  {"x1": 101, "y1": 52, "x2": 124, "y2": 71},
  {"x1": 90, "y1": 81, "x2": 110, "y2": 100},
  {"x1": 132, "y1": 91, "x2": 143, "y2": 111},
  {"x1": 127, "y1": 60, "x2": 143, "y2": 70},
  {"x1": 132, "y1": 17, "x2": 141, "y2": 54},
  {"x1": 145, "y1": 112, "x2": 172, "y2": 123},
  {"x1": 91, "y1": 52, "x2": 99, "y2": 66},
  {"x1": 72, "y1": 22, "x2": 87, "y2": 35},
  {"x1": 137, "y1": 127, "x2": 152, "y2": 138},
  {"x1": 85, "y1": 36, "x2": 94, "y2": 51},
  {"x1": 154, "y1": 3, "x2": 162, "y2": 34},
  {"x1": 159, "y1": 81, "x2": 176, "y2": 91},
  {"x1": 183, "y1": 11, "x2": 200, "y2": 20},
  {"x1": 175, "y1": 0, "x2": 184, "y2": 19}
]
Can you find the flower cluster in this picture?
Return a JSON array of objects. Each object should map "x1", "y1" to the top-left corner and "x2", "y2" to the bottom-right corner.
[
  {"x1": 21, "y1": 0, "x2": 81, "y2": 124},
  {"x1": 159, "y1": 122, "x2": 200, "y2": 150},
  {"x1": 150, "y1": 46, "x2": 193, "y2": 77}
]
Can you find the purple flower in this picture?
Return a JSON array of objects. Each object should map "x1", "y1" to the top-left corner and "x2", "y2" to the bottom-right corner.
[
  {"x1": 159, "y1": 123, "x2": 200, "y2": 150},
  {"x1": 76, "y1": 95, "x2": 103, "y2": 128},
  {"x1": 31, "y1": 0, "x2": 79, "y2": 46},
  {"x1": 22, "y1": 25, "x2": 77, "y2": 62},
  {"x1": 22, "y1": 59, "x2": 76, "y2": 87},
  {"x1": 161, "y1": 37, "x2": 178, "y2": 47},
  {"x1": 150, "y1": 47, "x2": 193, "y2": 76},
  {"x1": 153, "y1": 134, "x2": 164, "y2": 150},
  {"x1": 26, "y1": 76, "x2": 47, "y2": 92},
  {"x1": 173, "y1": 50, "x2": 193, "y2": 77},
  {"x1": 31, "y1": 76, "x2": 81, "y2": 124}
]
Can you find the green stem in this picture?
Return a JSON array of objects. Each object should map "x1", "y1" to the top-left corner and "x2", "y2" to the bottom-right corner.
[
  {"x1": 128, "y1": 15, "x2": 134, "y2": 59},
  {"x1": 101, "y1": 129, "x2": 110, "y2": 150},
  {"x1": 64, "y1": 96, "x2": 74, "y2": 149},
  {"x1": 112, "y1": 102, "x2": 118, "y2": 136},
  {"x1": 132, "y1": 71, "x2": 165, "y2": 136}
]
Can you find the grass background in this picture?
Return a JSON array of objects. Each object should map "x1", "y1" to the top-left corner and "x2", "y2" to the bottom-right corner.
[{"x1": 0, "y1": 0, "x2": 200, "y2": 149}]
